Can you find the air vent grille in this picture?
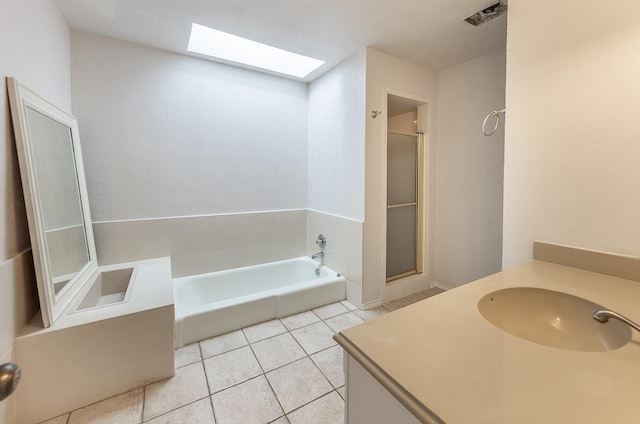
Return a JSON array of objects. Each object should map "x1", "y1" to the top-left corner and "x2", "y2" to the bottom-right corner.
[{"x1": 464, "y1": 1, "x2": 507, "y2": 27}]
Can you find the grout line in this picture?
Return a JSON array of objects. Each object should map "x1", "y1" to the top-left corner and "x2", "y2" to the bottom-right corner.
[
  {"x1": 141, "y1": 396, "x2": 210, "y2": 423},
  {"x1": 198, "y1": 341, "x2": 213, "y2": 396},
  {"x1": 208, "y1": 393, "x2": 218, "y2": 424},
  {"x1": 140, "y1": 384, "x2": 146, "y2": 423}
]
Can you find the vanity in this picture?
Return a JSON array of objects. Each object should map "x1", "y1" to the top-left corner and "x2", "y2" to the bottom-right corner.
[
  {"x1": 7, "y1": 78, "x2": 175, "y2": 423},
  {"x1": 335, "y1": 243, "x2": 640, "y2": 423}
]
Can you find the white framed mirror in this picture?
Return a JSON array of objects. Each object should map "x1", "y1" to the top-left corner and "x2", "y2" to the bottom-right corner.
[{"x1": 7, "y1": 77, "x2": 97, "y2": 327}]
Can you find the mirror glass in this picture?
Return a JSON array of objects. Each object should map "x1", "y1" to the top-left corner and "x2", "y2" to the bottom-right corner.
[
  {"x1": 26, "y1": 107, "x2": 90, "y2": 295},
  {"x1": 7, "y1": 78, "x2": 97, "y2": 327}
]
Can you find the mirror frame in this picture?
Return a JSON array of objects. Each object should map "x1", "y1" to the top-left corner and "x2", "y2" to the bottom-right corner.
[{"x1": 7, "y1": 77, "x2": 97, "y2": 327}]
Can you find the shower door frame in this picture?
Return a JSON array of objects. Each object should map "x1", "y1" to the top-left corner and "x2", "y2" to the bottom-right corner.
[{"x1": 385, "y1": 131, "x2": 424, "y2": 282}]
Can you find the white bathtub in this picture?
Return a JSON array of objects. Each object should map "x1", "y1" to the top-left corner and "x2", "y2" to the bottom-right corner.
[{"x1": 173, "y1": 257, "x2": 346, "y2": 347}]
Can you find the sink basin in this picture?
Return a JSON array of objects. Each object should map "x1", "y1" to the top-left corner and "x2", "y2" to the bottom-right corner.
[{"x1": 478, "y1": 287, "x2": 631, "y2": 352}]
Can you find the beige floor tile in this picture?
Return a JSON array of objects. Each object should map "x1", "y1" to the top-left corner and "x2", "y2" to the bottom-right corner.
[
  {"x1": 143, "y1": 362, "x2": 209, "y2": 421},
  {"x1": 211, "y1": 376, "x2": 283, "y2": 424},
  {"x1": 287, "y1": 391, "x2": 344, "y2": 424},
  {"x1": 353, "y1": 306, "x2": 389, "y2": 321},
  {"x1": 310, "y1": 346, "x2": 344, "y2": 389},
  {"x1": 243, "y1": 319, "x2": 287, "y2": 343},
  {"x1": 383, "y1": 288, "x2": 445, "y2": 311},
  {"x1": 337, "y1": 386, "x2": 345, "y2": 400},
  {"x1": 324, "y1": 312, "x2": 364, "y2": 333},
  {"x1": 312, "y1": 302, "x2": 349, "y2": 320},
  {"x1": 175, "y1": 342, "x2": 201, "y2": 368},
  {"x1": 269, "y1": 416, "x2": 290, "y2": 424},
  {"x1": 340, "y1": 300, "x2": 358, "y2": 311},
  {"x1": 203, "y1": 345, "x2": 262, "y2": 393},
  {"x1": 383, "y1": 298, "x2": 411, "y2": 311},
  {"x1": 280, "y1": 311, "x2": 320, "y2": 331},
  {"x1": 266, "y1": 358, "x2": 333, "y2": 413},
  {"x1": 40, "y1": 415, "x2": 69, "y2": 424},
  {"x1": 144, "y1": 398, "x2": 214, "y2": 424},
  {"x1": 200, "y1": 330, "x2": 247, "y2": 359},
  {"x1": 290, "y1": 322, "x2": 337, "y2": 355},
  {"x1": 251, "y1": 333, "x2": 306, "y2": 372},
  {"x1": 68, "y1": 388, "x2": 142, "y2": 424}
]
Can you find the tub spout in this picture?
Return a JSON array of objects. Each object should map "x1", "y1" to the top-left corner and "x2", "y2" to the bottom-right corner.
[{"x1": 311, "y1": 252, "x2": 324, "y2": 260}]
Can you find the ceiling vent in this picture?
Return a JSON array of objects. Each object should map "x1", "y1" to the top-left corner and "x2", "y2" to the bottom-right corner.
[{"x1": 464, "y1": 1, "x2": 508, "y2": 27}]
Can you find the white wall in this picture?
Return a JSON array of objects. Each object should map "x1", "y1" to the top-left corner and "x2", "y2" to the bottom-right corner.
[
  {"x1": 95, "y1": 210, "x2": 307, "y2": 277},
  {"x1": 363, "y1": 48, "x2": 437, "y2": 306},
  {"x1": 503, "y1": 0, "x2": 640, "y2": 268},
  {"x1": 435, "y1": 49, "x2": 505, "y2": 288},
  {"x1": 307, "y1": 51, "x2": 366, "y2": 306},
  {"x1": 0, "y1": 0, "x2": 71, "y2": 421},
  {"x1": 71, "y1": 31, "x2": 309, "y2": 222},
  {"x1": 388, "y1": 111, "x2": 418, "y2": 134},
  {"x1": 307, "y1": 51, "x2": 366, "y2": 221}
]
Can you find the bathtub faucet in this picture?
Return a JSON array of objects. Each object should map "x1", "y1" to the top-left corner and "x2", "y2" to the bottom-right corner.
[{"x1": 312, "y1": 251, "x2": 324, "y2": 277}]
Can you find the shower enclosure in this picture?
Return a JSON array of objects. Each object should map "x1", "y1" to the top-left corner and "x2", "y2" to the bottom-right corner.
[{"x1": 386, "y1": 131, "x2": 424, "y2": 280}]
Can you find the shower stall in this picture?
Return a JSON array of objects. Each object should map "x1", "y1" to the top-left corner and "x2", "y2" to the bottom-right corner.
[{"x1": 386, "y1": 94, "x2": 425, "y2": 281}]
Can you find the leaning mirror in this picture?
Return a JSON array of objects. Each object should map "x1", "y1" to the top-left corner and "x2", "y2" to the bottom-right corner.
[{"x1": 7, "y1": 78, "x2": 97, "y2": 328}]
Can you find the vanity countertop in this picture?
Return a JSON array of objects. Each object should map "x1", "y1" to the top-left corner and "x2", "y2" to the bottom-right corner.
[{"x1": 336, "y1": 260, "x2": 640, "y2": 423}]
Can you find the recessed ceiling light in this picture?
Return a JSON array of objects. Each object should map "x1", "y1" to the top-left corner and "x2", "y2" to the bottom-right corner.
[{"x1": 187, "y1": 23, "x2": 325, "y2": 78}]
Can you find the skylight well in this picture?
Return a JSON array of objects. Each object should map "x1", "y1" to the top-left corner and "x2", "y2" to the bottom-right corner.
[{"x1": 187, "y1": 23, "x2": 325, "y2": 78}]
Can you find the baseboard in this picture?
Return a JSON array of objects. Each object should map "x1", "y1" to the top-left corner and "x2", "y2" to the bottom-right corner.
[{"x1": 361, "y1": 299, "x2": 382, "y2": 310}]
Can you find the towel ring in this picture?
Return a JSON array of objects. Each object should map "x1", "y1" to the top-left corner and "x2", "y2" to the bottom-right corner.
[{"x1": 482, "y1": 108, "x2": 506, "y2": 136}]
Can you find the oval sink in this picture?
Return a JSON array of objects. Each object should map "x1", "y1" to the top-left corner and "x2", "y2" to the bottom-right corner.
[{"x1": 478, "y1": 287, "x2": 631, "y2": 352}]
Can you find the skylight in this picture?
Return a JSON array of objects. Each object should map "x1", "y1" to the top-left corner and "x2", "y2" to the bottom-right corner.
[{"x1": 187, "y1": 23, "x2": 325, "y2": 78}]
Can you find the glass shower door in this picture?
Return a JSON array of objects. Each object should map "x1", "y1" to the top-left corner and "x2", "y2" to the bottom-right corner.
[{"x1": 386, "y1": 132, "x2": 422, "y2": 281}]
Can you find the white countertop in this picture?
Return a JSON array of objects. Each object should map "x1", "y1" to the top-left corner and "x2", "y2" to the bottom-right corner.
[
  {"x1": 338, "y1": 260, "x2": 640, "y2": 423},
  {"x1": 18, "y1": 256, "x2": 173, "y2": 337}
]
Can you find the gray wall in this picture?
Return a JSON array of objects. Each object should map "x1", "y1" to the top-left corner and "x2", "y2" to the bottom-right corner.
[{"x1": 435, "y1": 49, "x2": 506, "y2": 288}]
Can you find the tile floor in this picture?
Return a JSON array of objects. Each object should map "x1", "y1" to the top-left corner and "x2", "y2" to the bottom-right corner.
[{"x1": 41, "y1": 288, "x2": 445, "y2": 424}]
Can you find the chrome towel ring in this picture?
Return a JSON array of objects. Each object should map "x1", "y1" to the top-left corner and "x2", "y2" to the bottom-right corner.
[{"x1": 482, "y1": 108, "x2": 506, "y2": 136}]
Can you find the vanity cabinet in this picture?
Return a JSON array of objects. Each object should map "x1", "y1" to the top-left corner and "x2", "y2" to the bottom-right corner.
[{"x1": 344, "y1": 353, "x2": 421, "y2": 424}]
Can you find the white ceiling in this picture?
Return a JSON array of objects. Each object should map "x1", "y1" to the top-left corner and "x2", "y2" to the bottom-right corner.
[{"x1": 53, "y1": 0, "x2": 507, "y2": 81}]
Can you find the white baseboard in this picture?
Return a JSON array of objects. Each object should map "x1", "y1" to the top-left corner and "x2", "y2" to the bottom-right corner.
[{"x1": 361, "y1": 299, "x2": 382, "y2": 310}]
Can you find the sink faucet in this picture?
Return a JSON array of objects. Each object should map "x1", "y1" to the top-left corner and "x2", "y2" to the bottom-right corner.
[{"x1": 593, "y1": 310, "x2": 640, "y2": 332}]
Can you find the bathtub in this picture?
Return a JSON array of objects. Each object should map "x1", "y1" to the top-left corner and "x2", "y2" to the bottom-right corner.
[{"x1": 173, "y1": 257, "x2": 346, "y2": 347}]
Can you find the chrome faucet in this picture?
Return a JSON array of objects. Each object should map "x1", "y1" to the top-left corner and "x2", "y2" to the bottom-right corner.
[
  {"x1": 312, "y1": 234, "x2": 326, "y2": 276},
  {"x1": 311, "y1": 252, "x2": 324, "y2": 276},
  {"x1": 593, "y1": 310, "x2": 640, "y2": 333}
]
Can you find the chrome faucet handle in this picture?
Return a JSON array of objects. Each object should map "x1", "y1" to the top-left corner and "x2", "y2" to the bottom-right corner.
[{"x1": 316, "y1": 234, "x2": 326, "y2": 249}]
